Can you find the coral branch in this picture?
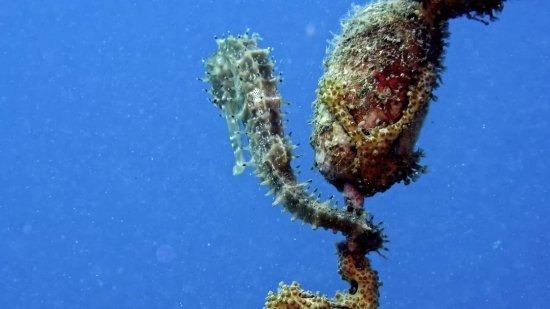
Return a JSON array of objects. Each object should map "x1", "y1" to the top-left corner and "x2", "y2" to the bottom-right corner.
[
  {"x1": 264, "y1": 241, "x2": 380, "y2": 309},
  {"x1": 421, "y1": 0, "x2": 507, "y2": 24},
  {"x1": 311, "y1": 0, "x2": 440, "y2": 199},
  {"x1": 311, "y1": 0, "x2": 506, "y2": 202}
]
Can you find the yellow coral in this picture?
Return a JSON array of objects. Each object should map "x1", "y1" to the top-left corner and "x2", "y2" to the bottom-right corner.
[
  {"x1": 311, "y1": 0, "x2": 436, "y2": 198},
  {"x1": 265, "y1": 282, "x2": 331, "y2": 309},
  {"x1": 264, "y1": 245, "x2": 379, "y2": 309}
]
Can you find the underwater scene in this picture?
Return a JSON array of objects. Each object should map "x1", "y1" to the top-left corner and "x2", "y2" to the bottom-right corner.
[{"x1": 1, "y1": 0, "x2": 549, "y2": 308}]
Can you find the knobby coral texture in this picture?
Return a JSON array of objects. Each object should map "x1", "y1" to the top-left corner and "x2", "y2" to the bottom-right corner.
[
  {"x1": 201, "y1": 0, "x2": 506, "y2": 308},
  {"x1": 265, "y1": 243, "x2": 380, "y2": 309}
]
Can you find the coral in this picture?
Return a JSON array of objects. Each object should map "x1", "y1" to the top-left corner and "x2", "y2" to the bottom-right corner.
[
  {"x1": 311, "y1": 0, "x2": 507, "y2": 208},
  {"x1": 265, "y1": 282, "x2": 332, "y2": 309},
  {"x1": 421, "y1": 0, "x2": 507, "y2": 24},
  {"x1": 311, "y1": 0, "x2": 440, "y2": 203},
  {"x1": 200, "y1": 0, "x2": 507, "y2": 308},
  {"x1": 264, "y1": 242, "x2": 380, "y2": 309}
]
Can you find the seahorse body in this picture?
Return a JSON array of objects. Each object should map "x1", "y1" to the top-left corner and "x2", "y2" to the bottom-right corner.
[{"x1": 202, "y1": 33, "x2": 385, "y2": 254}]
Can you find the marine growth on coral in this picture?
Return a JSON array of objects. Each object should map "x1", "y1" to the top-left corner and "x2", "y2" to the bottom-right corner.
[{"x1": 201, "y1": 0, "x2": 507, "y2": 308}]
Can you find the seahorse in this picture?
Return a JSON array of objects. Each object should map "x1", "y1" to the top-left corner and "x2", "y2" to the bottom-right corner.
[
  {"x1": 201, "y1": 32, "x2": 385, "y2": 254},
  {"x1": 201, "y1": 35, "x2": 253, "y2": 175}
]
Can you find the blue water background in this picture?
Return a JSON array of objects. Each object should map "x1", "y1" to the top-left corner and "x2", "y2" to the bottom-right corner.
[{"x1": 1, "y1": 1, "x2": 548, "y2": 308}]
